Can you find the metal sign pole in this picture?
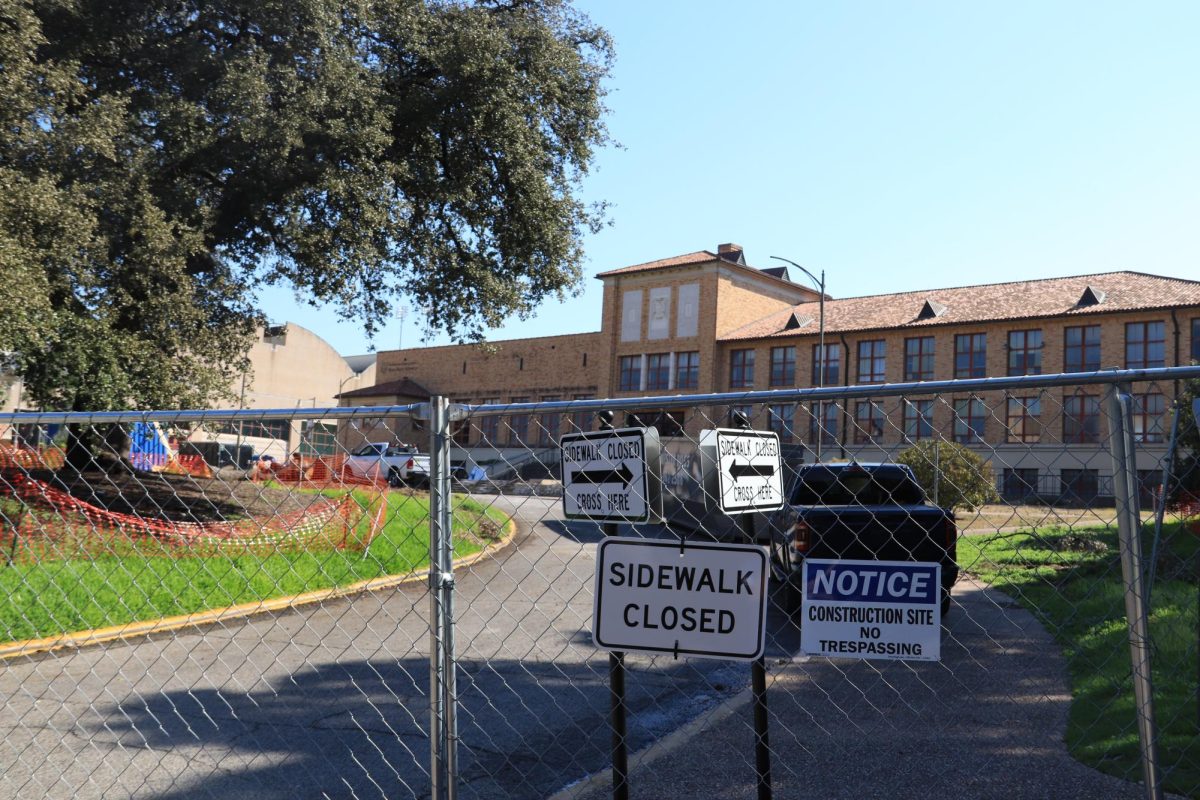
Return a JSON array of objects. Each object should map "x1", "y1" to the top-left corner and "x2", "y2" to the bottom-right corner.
[
  {"x1": 732, "y1": 411, "x2": 772, "y2": 800},
  {"x1": 597, "y1": 410, "x2": 629, "y2": 800}
]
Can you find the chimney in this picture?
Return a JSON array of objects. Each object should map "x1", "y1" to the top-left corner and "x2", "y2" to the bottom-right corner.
[{"x1": 717, "y1": 243, "x2": 745, "y2": 264}]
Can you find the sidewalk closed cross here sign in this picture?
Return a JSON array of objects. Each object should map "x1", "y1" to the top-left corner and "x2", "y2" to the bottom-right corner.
[
  {"x1": 561, "y1": 428, "x2": 661, "y2": 523},
  {"x1": 592, "y1": 537, "x2": 769, "y2": 661},
  {"x1": 699, "y1": 428, "x2": 784, "y2": 515}
]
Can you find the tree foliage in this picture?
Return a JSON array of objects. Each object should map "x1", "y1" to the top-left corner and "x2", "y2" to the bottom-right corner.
[
  {"x1": 1, "y1": 0, "x2": 612, "y2": 411},
  {"x1": 898, "y1": 440, "x2": 999, "y2": 511},
  {"x1": 1169, "y1": 377, "x2": 1200, "y2": 505}
]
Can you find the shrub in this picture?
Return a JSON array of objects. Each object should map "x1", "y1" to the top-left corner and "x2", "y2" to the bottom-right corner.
[{"x1": 898, "y1": 441, "x2": 998, "y2": 511}]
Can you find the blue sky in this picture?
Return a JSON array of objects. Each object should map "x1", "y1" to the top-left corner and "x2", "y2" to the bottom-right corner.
[{"x1": 258, "y1": 0, "x2": 1200, "y2": 356}]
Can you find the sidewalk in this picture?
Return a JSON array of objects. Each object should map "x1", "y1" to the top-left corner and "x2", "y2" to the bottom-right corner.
[{"x1": 560, "y1": 579, "x2": 1166, "y2": 800}]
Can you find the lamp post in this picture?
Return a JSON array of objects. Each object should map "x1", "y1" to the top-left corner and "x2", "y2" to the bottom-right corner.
[{"x1": 770, "y1": 256, "x2": 826, "y2": 458}]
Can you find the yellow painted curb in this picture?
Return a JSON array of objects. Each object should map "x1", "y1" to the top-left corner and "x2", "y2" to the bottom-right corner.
[{"x1": 0, "y1": 514, "x2": 517, "y2": 661}]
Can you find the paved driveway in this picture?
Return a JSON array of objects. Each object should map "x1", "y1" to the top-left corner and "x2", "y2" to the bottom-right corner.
[{"x1": 0, "y1": 494, "x2": 1162, "y2": 799}]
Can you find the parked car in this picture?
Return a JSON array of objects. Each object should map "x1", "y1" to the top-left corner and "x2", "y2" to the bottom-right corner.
[
  {"x1": 768, "y1": 462, "x2": 959, "y2": 614},
  {"x1": 344, "y1": 443, "x2": 431, "y2": 487}
]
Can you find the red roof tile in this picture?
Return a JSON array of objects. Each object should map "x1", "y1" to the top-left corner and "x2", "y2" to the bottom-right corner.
[
  {"x1": 595, "y1": 251, "x2": 721, "y2": 277},
  {"x1": 720, "y1": 271, "x2": 1200, "y2": 341}
]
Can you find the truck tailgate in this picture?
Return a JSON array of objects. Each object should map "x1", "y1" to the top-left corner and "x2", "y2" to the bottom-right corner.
[{"x1": 802, "y1": 506, "x2": 952, "y2": 565}]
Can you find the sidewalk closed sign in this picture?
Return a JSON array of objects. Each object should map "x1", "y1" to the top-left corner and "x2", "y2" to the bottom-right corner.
[
  {"x1": 800, "y1": 559, "x2": 942, "y2": 662},
  {"x1": 593, "y1": 537, "x2": 769, "y2": 661}
]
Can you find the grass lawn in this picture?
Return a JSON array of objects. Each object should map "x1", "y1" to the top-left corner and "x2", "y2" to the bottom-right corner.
[
  {"x1": 959, "y1": 519, "x2": 1200, "y2": 797},
  {"x1": 0, "y1": 488, "x2": 509, "y2": 643}
]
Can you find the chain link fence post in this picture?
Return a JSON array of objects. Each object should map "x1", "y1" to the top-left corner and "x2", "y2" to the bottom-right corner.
[
  {"x1": 1105, "y1": 382, "x2": 1163, "y2": 800},
  {"x1": 428, "y1": 397, "x2": 459, "y2": 800}
]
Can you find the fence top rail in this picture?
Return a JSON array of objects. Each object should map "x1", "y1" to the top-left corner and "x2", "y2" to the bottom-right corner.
[
  {"x1": 456, "y1": 365, "x2": 1200, "y2": 416},
  {"x1": 1, "y1": 365, "x2": 1196, "y2": 425},
  {"x1": 0, "y1": 403, "x2": 425, "y2": 426}
]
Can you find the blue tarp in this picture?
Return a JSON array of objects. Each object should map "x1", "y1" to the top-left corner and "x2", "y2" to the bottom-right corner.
[{"x1": 129, "y1": 422, "x2": 169, "y2": 471}]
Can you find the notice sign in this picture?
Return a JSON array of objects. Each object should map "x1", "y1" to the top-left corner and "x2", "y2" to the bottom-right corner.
[
  {"x1": 699, "y1": 428, "x2": 784, "y2": 515},
  {"x1": 561, "y1": 428, "x2": 661, "y2": 523},
  {"x1": 800, "y1": 559, "x2": 942, "y2": 662},
  {"x1": 593, "y1": 537, "x2": 769, "y2": 661}
]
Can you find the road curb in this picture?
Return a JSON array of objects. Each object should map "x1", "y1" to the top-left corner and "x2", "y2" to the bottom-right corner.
[{"x1": 0, "y1": 515, "x2": 518, "y2": 661}]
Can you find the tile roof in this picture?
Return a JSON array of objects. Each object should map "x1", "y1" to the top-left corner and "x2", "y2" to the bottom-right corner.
[
  {"x1": 337, "y1": 377, "x2": 432, "y2": 400},
  {"x1": 595, "y1": 250, "x2": 722, "y2": 277},
  {"x1": 720, "y1": 271, "x2": 1200, "y2": 341}
]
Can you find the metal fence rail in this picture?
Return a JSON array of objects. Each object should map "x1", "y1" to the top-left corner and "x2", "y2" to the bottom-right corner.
[{"x1": 0, "y1": 367, "x2": 1197, "y2": 799}]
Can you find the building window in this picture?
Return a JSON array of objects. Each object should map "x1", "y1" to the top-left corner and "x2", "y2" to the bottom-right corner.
[
  {"x1": 857, "y1": 340, "x2": 886, "y2": 384},
  {"x1": 477, "y1": 398, "x2": 500, "y2": 443},
  {"x1": 1007, "y1": 329, "x2": 1043, "y2": 376},
  {"x1": 1132, "y1": 393, "x2": 1165, "y2": 442},
  {"x1": 1006, "y1": 397, "x2": 1041, "y2": 443},
  {"x1": 730, "y1": 349, "x2": 755, "y2": 389},
  {"x1": 953, "y1": 398, "x2": 986, "y2": 444},
  {"x1": 769, "y1": 346, "x2": 796, "y2": 387},
  {"x1": 1003, "y1": 468, "x2": 1040, "y2": 503},
  {"x1": 211, "y1": 418, "x2": 292, "y2": 441},
  {"x1": 570, "y1": 394, "x2": 594, "y2": 434},
  {"x1": 1192, "y1": 318, "x2": 1200, "y2": 363},
  {"x1": 1125, "y1": 321, "x2": 1166, "y2": 370},
  {"x1": 508, "y1": 397, "x2": 529, "y2": 445},
  {"x1": 853, "y1": 400, "x2": 885, "y2": 444},
  {"x1": 646, "y1": 353, "x2": 671, "y2": 391},
  {"x1": 676, "y1": 351, "x2": 700, "y2": 389},
  {"x1": 452, "y1": 399, "x2": 472, "y2": 445},
  {"x1": 618, "y1": 355, "x2": 641, "y2": 392},
  {"x1": 902, "y1": 398, "x2": 934, "y2": 441},
  {"x1": 538, "y1": 396, "x2": 561, "y2": 446},
  {"x1": 812, "y1": 343, "x2": 841, "y2": 385},
  {"x1": 904, "y1": 337, "x2": 935, "y2": 381},
  {"x1": 299, "y1": 421, "x2": 338, "y2": 456},
  {"x1": 1063, "y1": 393, "x2": 1100, "y2": 444},
  {"x1": 1064, "y1": 325, "x2": 1101, "y2": 372},
  {"x1": 1061, "y1": 469, "x2": 1100, "y2": 505},
  {"x1": 955, "y1": 333, "x2": 987, "y2": 378},
  {"x1": 808, "y1": 402, "x2": 838, "y2": 446},
  {"x1": 508, "y1": 399, "x2": 530, "y2": 443},
  {"x1": 768, "y1": 404, "x2": 795, "y2": 444}
]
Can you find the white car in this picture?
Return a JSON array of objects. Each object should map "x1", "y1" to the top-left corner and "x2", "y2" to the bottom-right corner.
[{"x1": 344, "y1": 442, "x2": 431, "y2": 487}]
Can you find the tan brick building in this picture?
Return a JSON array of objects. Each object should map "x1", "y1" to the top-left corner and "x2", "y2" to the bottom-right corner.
[{"x1": 351, "y1": 243, "x2": 1200, "y2": 496}]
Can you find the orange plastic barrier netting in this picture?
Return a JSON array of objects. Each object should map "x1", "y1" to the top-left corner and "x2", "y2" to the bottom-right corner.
[
  {"x1": 0, "y1": 474, "x2": 384, "y2": 562},
  {"x1": 0, "y1": 445, "x2": 66, "y2": 471},
  {"x1": 253, "y1": 455, "x2": 387, "y2": 489}
]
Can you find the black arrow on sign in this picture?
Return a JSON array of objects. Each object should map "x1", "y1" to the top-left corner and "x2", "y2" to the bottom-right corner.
[
  {"x1": 573, "y1": 463, "x2": 634, "y2": 487},
  {"x1": 729, "y1": 460, "x2": 775, "y2": 480}
]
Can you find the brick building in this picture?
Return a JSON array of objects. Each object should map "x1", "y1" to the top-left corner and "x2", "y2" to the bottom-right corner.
[{"x1": 345, "y1": 244, "x2": 1200, "y2": 496}]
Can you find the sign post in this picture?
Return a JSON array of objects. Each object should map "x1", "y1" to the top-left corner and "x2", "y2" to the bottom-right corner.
[
  {"x1": 563, "y1": 412, "x2": 664, "y2": 800},
  {"x1": 702, "y1": 410, "x2": 783, "y2": 800}
]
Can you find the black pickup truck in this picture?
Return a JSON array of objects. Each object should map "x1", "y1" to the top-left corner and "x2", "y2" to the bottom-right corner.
[{"x1": 768, "y1": 462, "x2": 959, "y2": 614}]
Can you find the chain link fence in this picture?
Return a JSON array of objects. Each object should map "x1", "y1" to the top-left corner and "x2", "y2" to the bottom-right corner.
[{"x1": 1, "y1": 367, "x2": 1198, "y2": 799}]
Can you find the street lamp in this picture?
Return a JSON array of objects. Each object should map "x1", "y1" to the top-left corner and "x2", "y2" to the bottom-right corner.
[{"x1": 770, "y1": 256, "x2": 826, "y2": 457}]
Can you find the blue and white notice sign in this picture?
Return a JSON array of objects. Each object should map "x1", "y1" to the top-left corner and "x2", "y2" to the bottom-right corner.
[{"x1": 800, "y1": 559, "x2": 942, "y2": 662}]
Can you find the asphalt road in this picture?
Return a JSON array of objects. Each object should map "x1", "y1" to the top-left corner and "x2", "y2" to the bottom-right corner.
[
  {"x1": 0, "y1": 493, "x2": 1164, "y2": 799},
  {"x1": 0, "y1": 494, "x2": 745, "y2": 799}
]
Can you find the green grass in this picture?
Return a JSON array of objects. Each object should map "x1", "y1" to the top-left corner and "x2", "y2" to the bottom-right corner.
[
  {"x1": 959, "y1": 520, "x2": 1200, "y2": 797},
  {"x1": 0, "y1": 489, "x2": 508, "y2": 643}
]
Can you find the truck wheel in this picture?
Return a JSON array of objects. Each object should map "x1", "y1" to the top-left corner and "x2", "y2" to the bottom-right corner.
[
  {"x1": 941, "y1": 591, "x2": 952, "y2": 617},
  {"x1": 387, "y1": 467, "x2": 404, "y2": 488}
]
